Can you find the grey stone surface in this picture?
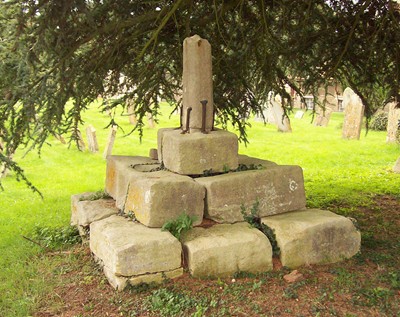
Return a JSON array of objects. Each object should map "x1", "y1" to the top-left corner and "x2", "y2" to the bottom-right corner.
[
  {"x1": 238, "y1": 154, "x2": 278, "y2": 168},
  {"x1": 195, "y1": 165, "x2": 306, "y2": 223},
  {"x1": 262, "y1": 209, "x2": 361, "y2": 268},
  {"x1": 90, "y1": 215, "x2": 182, "y2": 277},
  {"x1": 71, "y1": 192, "x2": 96, "y2": 226},
  {"x1": 124, "y1": 170, "x2": 205, "y2": 227},
  {"x1": 105, "y1": 155, "x2": 158, "y2": 209},
  {"x1": 181, "y1": 223, "x2": 273, "y2": 278},
  {"x1": 161, "y1": 129, "x2": 239, "y2": 175},
  {"x1": 73, "y1": 198, "x2": 118, "y2": 227}
]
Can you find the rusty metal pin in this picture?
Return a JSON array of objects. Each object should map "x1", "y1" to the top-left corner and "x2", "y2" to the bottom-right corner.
[
  {"x1": 181, "y1": 107, "x2": 192, "y2": 134},
  {"x1": 200, "y1": 100, "x2": 208, "y2": 133}
]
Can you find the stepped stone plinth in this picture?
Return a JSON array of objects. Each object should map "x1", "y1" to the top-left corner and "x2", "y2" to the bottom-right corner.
[
  {"x1": 90, "y1": 215, "x2": 183, "y2": 290},
  {"x1": 195, "y1": 165, "x2": 306, "y2": 223},
  {"x1": 262, "y1": 209, "x2": 361, "y2": 268},
  {"x1": 181, "y1": 223, "x2": 273, "y2": 278}
]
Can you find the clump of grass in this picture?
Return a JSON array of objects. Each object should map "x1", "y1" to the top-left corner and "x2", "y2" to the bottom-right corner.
[
  {"x1": 79, "y1": 190, "x2": 111, "y2": 201},
  {"x1": 29, "y1": 225, "x2": 81, "y2": 250},
  {"x1": 161, "y1": 213, "x2": 197, "y2": 240}
]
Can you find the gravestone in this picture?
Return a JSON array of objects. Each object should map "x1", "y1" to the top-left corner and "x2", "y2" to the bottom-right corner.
[
  {"x1": 342, "y1": 87, "x2": 364, "y2": 140},
  {"x1": 314, "y1": 108, "x2": 332, "y2": 127},
  {"x1": 394, "y1": 157, "x2": 400, "y2": 173},
  {"x1": 147, "y1": 113, "x2": 156, "y2": 129},
  {"x1": 127, "y1": 105, "x2": 137, "y2": 125},
  {"x1": 294, "y1": 111, "x2": 304, "y2": 119},
  {"x1": 86, "y1": 125, "x2": 99, "y2": 153},
  {"x1": 76, "y1": 129, "x2": 86, "y2": 151},
  {"x1": 386, "y1": 102, "x2": 400, "y2": 143},
  {"x1": 270, "y1": 94, "x2": 292, "y2": 132},
  {"x1": 103, "y1": 125, "x2": 117, "y2": 159}
]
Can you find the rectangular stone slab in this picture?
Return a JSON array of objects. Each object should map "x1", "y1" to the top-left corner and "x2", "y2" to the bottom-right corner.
[
  {"x1": 262, "y1": 209, "x2": 361, "y2": 268},
  {"x1": 181, "y1": 223, "x2": 272, "y2": 278},
  {"x1": 195, "y1": 165, "x2": 306, "y2": 223},
  {"x1": 90, "y1": 215, "x2": 182, "y2": 277},
  {"x1": 160, "y1": 129, "x2": 239, "y2": 175},
  {"x1": 124, "y1": 170, "x2": 205, "y2": 228},
  {"x1": 105, "y1": 155, "x2": 158, "y2": 209},
  {"x1": 73, "y1": 198, "x2": 118, "y2": 228}
]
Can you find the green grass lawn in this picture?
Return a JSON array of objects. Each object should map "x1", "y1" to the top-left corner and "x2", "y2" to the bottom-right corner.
[{"x1": 0, "y1": 103, "x2": 399, "y2": 316}]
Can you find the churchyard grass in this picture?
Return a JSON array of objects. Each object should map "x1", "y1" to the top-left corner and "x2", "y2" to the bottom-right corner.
[{"x1": 0, "y1": 103, "x2": 399, "y2": 316}]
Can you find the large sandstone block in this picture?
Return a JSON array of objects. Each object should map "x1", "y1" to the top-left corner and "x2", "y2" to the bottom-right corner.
[
  {"x1": 105, "y1": 155, "x2": 158, "y2": 209},
  {"x1": 262, "y1": 209, "x2": 361, "y2": 268},
  {"x1": 90, "y1": 215, "x2": 182, "y2": 278},
  {"x1": 71, "y1": 192, "x2": 96, "y2": 226},
  {"x1": 124, "y1": 170, "x2": 205, "y2": 227},
  {"x1": 181, "y1": 223, "x2": 272, "y2": 278},
  {"x1": 160, "y1": 129, "x2": 239, "y2": 175},
  {"x1": 195, "y1": 165, "x2": 306, "y2": 223},
  {"x1": 71, "y1": 194, "x2": 118, "y2": 234}
]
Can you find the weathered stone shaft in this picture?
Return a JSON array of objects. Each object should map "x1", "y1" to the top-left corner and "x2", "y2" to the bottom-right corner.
[{"x1": 182, "y1": 35, "x2": 214, "y2": 133}]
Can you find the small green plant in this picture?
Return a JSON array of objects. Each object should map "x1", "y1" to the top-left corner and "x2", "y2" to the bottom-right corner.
[
  {"x1": 241, "y1": 201, "x2": 280, "y2": 256},
  {"x1": 79, "y1": 190, "x2": 111, "y2": 201},
  {"x1": 30, "y1": 225, "x2": 81, "y2": 250},
  {"x1": 162, "y1": 213, "x2": 196, "y2": 240}
]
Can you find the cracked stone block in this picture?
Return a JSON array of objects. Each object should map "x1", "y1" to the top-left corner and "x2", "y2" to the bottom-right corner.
[
  {"x1": 195, "y1": 165, "x2": 306, "y2": 223},
  {"x1": 160, "y1": 129, "x2": 239, "y2": 175},
  {"x1": 90, "y1": 215, "x2": 182, "y2": 289},
  {"x1": 124, "y1": 170, "x2": 205, "y2": 227},
  {"x1": 262, "y1": 209, "x2": 361, "y2": 268},
  {"x1": 181, "y1": 223, "x2": 273, "y2": 278},
  {"x1": 105, "y1": 155, "x2": 159, "y2": 209}
]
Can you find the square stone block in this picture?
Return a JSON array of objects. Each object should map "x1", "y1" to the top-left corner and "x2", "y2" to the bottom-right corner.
[
  {"x1": 90, "y1": 215, "x2": 182, "y2": 277},
  {"x1": 124, "y1": 170, "x2": 205, "y2": 227},
  {"x1": 195, "y1": 165, "x2": 306, "y2": 223},
  {"x1": 181, "y1": 223, "x2": 272, "y2": 278},
  {"x1": 71, "y1": 197, "x2": 118, "y2": 235},
  {"x1": 71, "y1": 192, "x2": 96, "y2": 226},
  {"x1": 262, "y1": 209, "x2": 361, "y2": 268},
  {"x1": 105, "y1": 155, "x2": 158, "y2": 209},
  {"x1": 160, "y1": 129, "x2": 239, "y2": 175}
]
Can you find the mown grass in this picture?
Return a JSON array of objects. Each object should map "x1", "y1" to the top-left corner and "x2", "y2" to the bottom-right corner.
[{"x1": 0, "y1": 102, "x2": 399, "y2": 316}]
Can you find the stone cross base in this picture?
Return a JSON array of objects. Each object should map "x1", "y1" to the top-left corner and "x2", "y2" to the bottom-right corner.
[{"x1": 158, "y1": 129, "x2": 239, "y2": 175}]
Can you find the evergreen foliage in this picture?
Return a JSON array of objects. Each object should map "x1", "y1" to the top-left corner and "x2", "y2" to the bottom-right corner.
[{"x1": 0, "y1": 0, "x2": 399, "y2": 191}]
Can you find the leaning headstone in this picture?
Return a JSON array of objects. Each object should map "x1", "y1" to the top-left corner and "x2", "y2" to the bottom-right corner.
[
  {"x1": 103, "y1": 125, "x2": 117, "y2": 159},
  {"x1": 86, "y1": 125, "x2": 99, "y2": 153},
  {"x1": 294, "y1": 111, "x2": 304, "y2": 119},
  {"x1": 394, "y1": 157, "x2": 400, "y2": 173},
  {"x1": 314, "y1": 108, "x2": 332, "y2": 127},
  {"x1": 76, "y1": 129, "x2": 86, "y2": 151},
  {"x1": 127, "y1": 105, "x2": 137, "y2": 126},
  {"x1": 342, "y1": 87, "x2": 364, "y2": 140},
  {"x1": 386, "y1": 102, "x2": 400, "y2": 143},
  {"x1": 271, "y1": 95, "x2": 292, "y2": 132}
]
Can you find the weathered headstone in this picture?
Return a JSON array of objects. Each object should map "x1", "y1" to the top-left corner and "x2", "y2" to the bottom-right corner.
[
  {"x1": 393, "y1": 156, "x2": 400, "y2": 173},
  {"x1": 294, "y1": 111, "x2": 305, "y2": 119},
  {"x1": 127, "y1": 105, "x2": 137, "y2": 125},
  {"x1": 86, "y1": 125, "x2": 99, "y2": 153},
  {"x1": 103, "y1": 125, "x2": 117, "y2": 159},
  {"x1": 342, "y1": 87, "x2": 364, "y2": 140},
  {"x1": 314, "y1": 108, "x2": 332, "y2": 127},
  {"x1": 386, "y1": 102, "x2": 400, "y2": 143},
  {"x1": 270, "y1": 94, "x2": 292, "y2": 132},
  {"x1": 147, "y1": 113, "x2": 156, "y2": 129},
  {"x1": 76, "y1": 129, "x2": 86, "y2": 151}
]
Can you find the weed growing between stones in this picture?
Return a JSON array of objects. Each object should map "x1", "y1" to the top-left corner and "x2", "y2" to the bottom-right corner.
[
  {"x1": 28, "y1": 225, "x2": 81, "y2": 250},
  {"x1": 241, "y1": 200, "x2": 280, "y2": 256},
  {"x1": 161, "y1": 213, "x2": 196, "y2": 240}
]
